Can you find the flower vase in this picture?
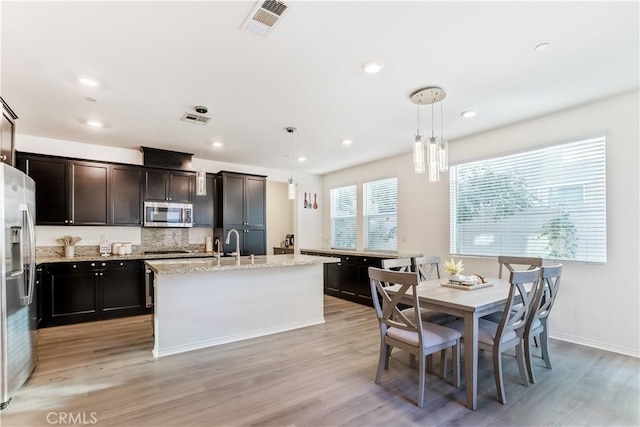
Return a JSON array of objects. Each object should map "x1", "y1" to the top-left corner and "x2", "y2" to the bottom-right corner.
[
  {"x1": 449, "y1": 273, "x2": 463, "y2": 283},
  {"x1": 64, "y1": 245, "x2": 75, "y2": 259}
]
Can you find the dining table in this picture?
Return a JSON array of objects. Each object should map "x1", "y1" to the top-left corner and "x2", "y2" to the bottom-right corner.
[{"x1": 386, "y1": 277, "x2": 513, "y2": 410}]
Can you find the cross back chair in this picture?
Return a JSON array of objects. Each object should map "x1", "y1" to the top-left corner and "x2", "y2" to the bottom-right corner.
[
  {"x1": 368, "y1": 267, "x2": 461, "y2": 408},
  {"x1": 381, "y1": 258, "x2": 412, "y2": 273},
  {"x1": 497, "y1": 256, "x2": 543, "y2": 279},
  {"x1": 524, "y1": 264, "x2": 563, "y2": 383},
  {"x1": 450, "y1": 268, "x2": 541, "y2": 404},
  {"x1": 412, "y1": 256, "x2": 442, "y2": 281}
]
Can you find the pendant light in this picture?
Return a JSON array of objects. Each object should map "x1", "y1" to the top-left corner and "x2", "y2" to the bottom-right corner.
[
  {"x1": 195, "y1": 105, "x2": 208, "y2": 196},
  {"x1": 285, "y1": 127, "x2": 297, "y2": 200},
  {"x1": 413, "y1": 105, "x2": 425, "y2": 174},
  {"x1": 410, "y1": 87, "x2": 448, "y2": 181}
]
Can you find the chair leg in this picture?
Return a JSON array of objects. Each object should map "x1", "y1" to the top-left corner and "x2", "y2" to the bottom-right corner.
[
  {"x1": 417, "y1": 353, "x2": 425, "y2": 408},
  {"x1": 375, "y1": 341, "x2": 388, "y2": 384},
  {"x1": 493, "y1": 350, "x2": 506, "y2": 404},
  {"x1": 533, "y1": 336, "x2": 539, "y2": 347},
  {"x1": 540, "y1": 326, "x2": 552, "y2": 369},
  {"x1": 524, "y1": 331, "x2": 536, "y2": 384},
  {"x1": 515, "y1": 341, "x2": 530, "y2": 387},
  {"x1": 439, "y1": 349, "x2": 448, "y2": 379},
  {"x1": 426, "y1": 354, "x2": 433, "y2": 372},
  {"x1": 452, "y1": 341, "x2": 461, "y2": 388},
  {"x1": 384, "y1": 345, "x2": 392, "y2": 369}
]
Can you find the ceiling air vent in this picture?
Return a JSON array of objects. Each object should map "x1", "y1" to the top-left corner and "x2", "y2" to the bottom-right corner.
[
  {"x1": 241, "y1": 0, "x2": 289, "y2": 38},
  {"x1": 181, "y1": 112, "x2": 210, "y2": 125}
]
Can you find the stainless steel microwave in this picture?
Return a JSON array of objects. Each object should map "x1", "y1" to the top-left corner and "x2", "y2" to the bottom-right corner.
[{"x1": 143, "y1": 201, "x2": 193, "y2": 227}]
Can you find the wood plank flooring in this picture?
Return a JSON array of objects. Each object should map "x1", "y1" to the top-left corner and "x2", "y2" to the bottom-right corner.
[{"x1": 1, "y1": 296, "x2": 638, "y2": 426}]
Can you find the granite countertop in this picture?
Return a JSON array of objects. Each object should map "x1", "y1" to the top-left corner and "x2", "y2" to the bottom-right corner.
[
  {"x1": 300, "y1": 248, "x2": 423, "y2": 259},
  {"x1": 146, "y1": 254, "x2": 340, "y2": 275},
  {"x1": 36, "y1": 251, "x2": 218, "y2": 265}
]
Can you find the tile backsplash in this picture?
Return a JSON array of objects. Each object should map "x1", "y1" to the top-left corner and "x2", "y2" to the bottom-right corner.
[{"x1": 141, "y1": 228, "x2": 189, "y2": 251}]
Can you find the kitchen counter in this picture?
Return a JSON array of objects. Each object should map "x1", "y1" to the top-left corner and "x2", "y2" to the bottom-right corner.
[
  {"x1": 300, "y1": 248, "x2": 423, "y2": 259},
  {"x1": 146, "y1": 254, "x2": 339, "y2": 275},
  {"x1": 149, "y1": 254, "x2": 338, "y2": 358},
  {"x1": 36, "y1": 251, "x2": 218, "y2": 265}
]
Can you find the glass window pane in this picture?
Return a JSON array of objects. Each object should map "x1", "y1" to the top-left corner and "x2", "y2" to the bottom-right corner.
[
  {"x1": 450, "y1": 136, "x2": 606, "y2": 263},
  {"x1": 364, "y1": 178, "x2": 398, "y2": 251}
]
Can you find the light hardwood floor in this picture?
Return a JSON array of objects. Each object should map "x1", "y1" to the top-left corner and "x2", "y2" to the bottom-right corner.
[{"x1": 1, "y1": 296, "x2": 638, "y2": 426}]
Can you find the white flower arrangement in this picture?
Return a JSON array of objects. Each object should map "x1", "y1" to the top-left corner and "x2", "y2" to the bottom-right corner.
[{"x1": 444, "y1": 258, "x2": 464, "y2": 275}]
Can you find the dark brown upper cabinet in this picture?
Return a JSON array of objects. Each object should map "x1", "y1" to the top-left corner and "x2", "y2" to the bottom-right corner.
[
  {"x1": 70, "y1": 161, "x2": 109, "y2": 225},
  {"x1": 144, "y1": 169, "x2": 194, "y2": 203},
  {"x1": 1, "y1": 97, "x2": 18, "y2": 166},
  {"x1": 111, "y1": 165, "x2": 143, "y2": 226},
  {"x1": 214, "y1": 172, "x2": 266, "y2": 255}
]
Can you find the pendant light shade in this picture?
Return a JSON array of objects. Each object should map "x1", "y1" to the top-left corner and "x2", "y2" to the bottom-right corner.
[
  {"x1": 413, "y1": 135, "x2": 425, "y2": 174},
  {"x1": 287, "y1": 177, "x2": 296, "y2": 200},
  {"x1": 196, "y1": 169, "x2": 207, "y2": 196},
  {"x1": 410, "y1": 87, "x2": 448, "y2": 181},
  {"x1": 285, "y1": 126, "x2": 298, "y2": 200}
]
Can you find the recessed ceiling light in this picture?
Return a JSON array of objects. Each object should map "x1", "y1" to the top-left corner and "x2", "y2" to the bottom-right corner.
[
  {"x1": 79, "y1": 76, "x2": 100, "y2": 87},
  {"x1": 211, "y1": 141, "x2": 224, "y2": 148},
  {"x1": 86, "y1": 120, "x2": 104, "y2": 128},
  {"x1": 297, "y1": 156, "x2": 307, "y2": 162},
  {"x1": 534, "y1": 43, "x2": 549, "y2": 51},
  {"x1": 361, "y1": 61, "x2": 384, "y2": 74},
  {"x1": 461, "y1": 110, "x2": 477, "y2": 118},
  {"x1": 342, "y1": 139, "x2": 353, "y2": 146}
]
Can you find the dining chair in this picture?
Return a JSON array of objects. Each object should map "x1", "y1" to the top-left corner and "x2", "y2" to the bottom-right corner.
[
  {"x1": 368, "y1": 267, "x2": 461, "y2": 407},
  {"x1": 524, "y1": 264, "x2": 563, "y2": 384},
  {"x1": 381, "y1": 258, "x2": 413, "y2": 273},
  {"x1": 497, "y1": 255, "x2": 543, "y2": 279},
  {"x1": 450, "y1": 268, "x2": 541, "y2": 404},
  {"x1": 412, "y1": 256, "x2": 442, "y2": 281},
  {"x1": 484, "y1": 255, "x2": 543, "y2": 323}
]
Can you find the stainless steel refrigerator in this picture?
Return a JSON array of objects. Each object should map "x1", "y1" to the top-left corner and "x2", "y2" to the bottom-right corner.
[{"x1": 0, "y1": 163, "x2": 37, "y2": 410}]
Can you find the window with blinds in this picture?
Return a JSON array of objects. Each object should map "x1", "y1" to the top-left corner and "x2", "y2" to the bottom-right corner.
[
  {"x1": 450, "y1": 135, "x2": 606, "y2": 263},
  {"x1": 364, "y1": 177, "x2": 398, "y2": 251},
  {"x1": 331, "y1": 185, "x2": 357, "y2": 249}
]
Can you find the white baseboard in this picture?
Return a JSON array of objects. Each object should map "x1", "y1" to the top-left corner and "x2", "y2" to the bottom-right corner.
[
  {"x1": 550, "y1": 332, "x2": 640, "y2": 358},
  {"x1": 153, "y1": 317, "x2": 325, "y2": 358}
]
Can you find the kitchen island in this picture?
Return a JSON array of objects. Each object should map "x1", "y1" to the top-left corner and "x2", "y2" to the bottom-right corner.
[{"x1": 145, "y1": 254, "x2": 339, "y2": 358}]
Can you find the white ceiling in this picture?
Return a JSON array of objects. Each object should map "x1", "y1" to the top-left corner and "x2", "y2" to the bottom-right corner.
[{"x1": 2, "y1": 1, "x2": 638, "y2": 175}]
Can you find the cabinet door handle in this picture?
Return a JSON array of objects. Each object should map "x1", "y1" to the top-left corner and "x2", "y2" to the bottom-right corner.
[
  {"x1": 69, "y1": 220, "x2": 73, "y2": 224},
  {"x1": 64, "y1": 220, "x2": 69, "y2": 224},
  {"x1": 101, "y1": 263, "x2": 106, "y2": 266},
  {"x1": 91, "y1": 263, "x2": 96, "y2": 267},
  {"x1": 119, "y1": 262, "x2": 124, "y2": 266},
  {"x1": 73, "y1": 264, "x2": 77, "y2": 268}
]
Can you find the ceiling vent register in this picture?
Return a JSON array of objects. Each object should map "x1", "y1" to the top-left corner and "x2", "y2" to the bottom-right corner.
[
  {"x1": 181, "y1": 112, "x2": 210, "y2": 125},
  {"x1": 242, "y1": 0, "x2": 289, "y2": 38}
]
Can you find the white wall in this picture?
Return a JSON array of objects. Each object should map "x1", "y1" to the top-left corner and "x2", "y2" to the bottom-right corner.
[
  {"x1": 16, "y1": 134, "x2": 323, "y2": 251},
  {"x1": 322, "y1": 90, "x2": 640, "y2": 357},
  {"x1": 266, "y1": 180, "x2": 293, "y2": 250}
]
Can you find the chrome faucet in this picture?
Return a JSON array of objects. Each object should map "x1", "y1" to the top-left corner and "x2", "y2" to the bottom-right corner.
[
  {"x1": 214, "y1": 238, "x2": 221, "y2": 262},
  {"x1": 225, "y1": 229, "x2": 240, "y2": 261}
]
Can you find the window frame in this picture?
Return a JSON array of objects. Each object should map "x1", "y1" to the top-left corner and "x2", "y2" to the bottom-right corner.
[
  {"x1": 449, "y1": 133, "x2": 607, "y2": 264},
  {"x1": 363, "y1": 177, "x2": 398, "y2": 252},
  {"x1": 330, "y1": 184, "x2": 357, "y2": 250}
]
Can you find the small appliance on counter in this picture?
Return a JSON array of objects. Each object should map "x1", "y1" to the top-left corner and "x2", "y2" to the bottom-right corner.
[{"x1": 285, "y1": 234, "x2": 294, "y2": 248}]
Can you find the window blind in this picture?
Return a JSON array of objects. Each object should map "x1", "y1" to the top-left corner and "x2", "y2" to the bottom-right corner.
[
  {"x1": 450, "y1": 136, "x2": 606, "y2": 263},
  {"x1": 364, "y1": 177, "x2": 398, "y2": 251},
  {"x1": 331, "y1": 185, "x2": 357, "y2": 249}
]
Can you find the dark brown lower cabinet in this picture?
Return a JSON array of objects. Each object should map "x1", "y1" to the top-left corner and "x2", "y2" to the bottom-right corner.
[
  {"x1": 301, "y1": 251, "x2": 382, "y2": 307},
  {"x1": 40, "y1": 260, "x2": 150, "y2": 327}
]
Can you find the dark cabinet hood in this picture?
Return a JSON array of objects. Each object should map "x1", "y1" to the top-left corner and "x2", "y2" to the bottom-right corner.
[{"x1": 141, "y1": 147, "x2": 193, "y2": 170}]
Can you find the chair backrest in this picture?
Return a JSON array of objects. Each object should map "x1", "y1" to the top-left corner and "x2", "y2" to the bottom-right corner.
[
  {"x1": 368, "y1": 267, "x2": 424, "y2": 346},
  {"x1": 498, "y1": 256, "x2": 543, "y2": 279},
  {"x1": 528, "y1": 264, "x2": 563, "y2": 327},
  {"x1": 495, "y1": 268, "x2": 541, "y2": 342},
  {"x1": 412, "y1": 256, "x2": 441, "y2": 281},
  {"x1": 381, "y1": 258, "x2": 413, "y2": 272}
]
